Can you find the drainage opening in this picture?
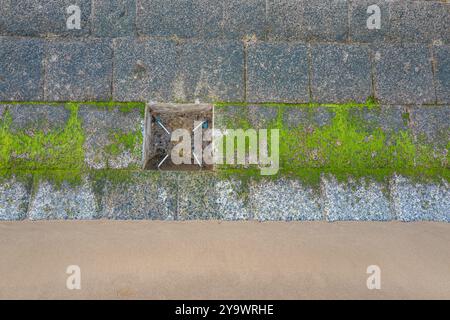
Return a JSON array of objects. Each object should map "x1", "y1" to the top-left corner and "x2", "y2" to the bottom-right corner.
[{"x1": 144, "y1": 103, "x2": 214, "y2": 171}]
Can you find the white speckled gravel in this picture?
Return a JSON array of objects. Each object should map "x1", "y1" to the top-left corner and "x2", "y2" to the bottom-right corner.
[
  {"x1": 249, "y1": 178, "x2": 323, "y2": 221},
  {"x1": 28, "y1": 177, "x2": 98, "y2": 220},
  {"x1": 391, "y1": 175, "x2": 450, "y2": 222}
]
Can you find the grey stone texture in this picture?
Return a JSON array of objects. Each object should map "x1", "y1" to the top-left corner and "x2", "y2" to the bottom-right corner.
[
  {"x1": 113, "y1": 39, "x2": 177, "y2": 102},
  {"x1": 322, "y1": 175, "x2": 392, "y2": 222},
  {"x1": 174, "y1": 41, "x2": 244, "y2": 102},
  {"x1": 0, "y1": 175, "x2": 32, "y2": 221},
  {"x1": 0, "y1": 0, "x2": 91, "y2": 37},
  {"x1": 373, "y1": 45, "x2": 435, "y2": 104},
  {"x1": 215, "y1": 178, "x2": 251, "y2": 220},
  {"x1": 92, "y1": 0, "x2": 136, "y2": 37},
  {"x1": 248, "y1": 105, "x2": 279, "y2": 129},
  {"x1": 6, "y1": 104, "x2": 70, "y2": 134},
  {"x1": 247, "y1": 42, "x2": 309, "y2": 103},
  {"x1": 1, "y1": 1, "x2": 449, "y2": 223},
  {"x1": 347, "y1": 105, "x2": 409, "y2": 146},
  {"x1": 137, "y1": 0, "x2": 223, "y2": 39},
  {"x1": 391, "y1": 175, "x2": 450, "y2": 222},
  {"x1": 214, "y1": 104, "x2": 247, "y2": 129},
  {"x1": 249, "y1": 178, "x2": 323, "y2": 221},
  {"x1": 177, "y1": 173, "x2": 252, "y2": 220},
  {"x1": 282, "y1": 106, "x2": 335, "y2": 129},
  {"x1": 0, "y1": 105, "x2": 6, "y2": 119},
  {"x1": 347, "y1": 105, "x2": 408, "y2": 133},
  {"x1": 4, "y1": 104, "x2": 72, "y2": 168},
  {"x1": 95, "y1": 171, "x2": 177, "y2": 220},
  {"x1": 409, "y1": 106, "x2": 449, "y2": 165},
  {"x1": 0, "y1": 172, "x2": 449, "y2": 221},
  {"x1": 388, "y1": 1, "x2": 449, "y2": 44},
  {"x1": 177, "y1": 173, "x2": 222, "y2": 220},
  {"x1": 44, "y1": 40, "x2": 113, "y2": 101},
  {"x1": 311, "y1": 44, "x2": 372, "y2": 103},
  {"x1": 28, "y1": 177, "x2": 98, "y2": 220},
  {"x1": 223, "y1": 0, "x2": 266, "y2": 40},
  {"x1": 1, "y1": 0, "x2": 448, "y2": 44},
  {"x1": 434, "y1": 45, "x2": 450, "y2": 104},
  {"x1": 349, "y1": 0, "x2": 390, "y2": 43},
  {"x1": 0, "y1": 38, "x2": 44, "y2": 101},
  {"x1": 267, "y1": 0, "x2": 348, "y2": 41},
  {"x1": 78, "y1": 105, "x2": 144, "y2": 170}
]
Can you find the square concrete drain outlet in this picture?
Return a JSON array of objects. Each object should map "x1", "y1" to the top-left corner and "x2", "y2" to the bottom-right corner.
[{"x1": 144, "y1": 103, "x2": 213, "y2": 171}]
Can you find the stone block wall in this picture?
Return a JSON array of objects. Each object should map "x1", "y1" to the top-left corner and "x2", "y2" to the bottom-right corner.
[{"x1": 0, "y1": 0, "x2": 448, "y2": 221}]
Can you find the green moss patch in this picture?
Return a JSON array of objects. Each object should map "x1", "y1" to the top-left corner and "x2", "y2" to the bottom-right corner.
[
  {"x1": 104, "y1": 129, "x2": 143, "y2": 160},
  {"x1": 215, "y1": 102, "x2": 449, "y2": 185},
  {"x1": 0, "y1": 103, "x2": 85, "y2": 171},
  {"x1": 0, "y1": 100, "x2": 448, "y2": 187},
  {"x1": 0, "y1": 101, "x2": 145, "y2": 184}
]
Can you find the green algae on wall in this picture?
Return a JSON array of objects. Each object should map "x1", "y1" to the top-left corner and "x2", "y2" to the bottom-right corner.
[
  {"x1": 0, "y1": 103, "x2": 85, "y2": 171},
  {"x1": 215, "y1": 102, "x2": 449, "y2": 185},
  {"x1": 0, "y1": 101, "x2": 145, "y2": 184},
  {"x1": 104, "y1": 129, "x2": 143, "y2": 160},
  {"x1": 0, "y1": 100, "x2": 448, "y2": 187}
]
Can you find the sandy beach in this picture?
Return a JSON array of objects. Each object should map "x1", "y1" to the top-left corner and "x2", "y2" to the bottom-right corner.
[{"x1": 0, "y1": 221, "x2": 449, "y2": 300}]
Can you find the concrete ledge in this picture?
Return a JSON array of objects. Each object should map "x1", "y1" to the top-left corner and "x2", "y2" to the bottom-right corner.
[{"x1": 1, "y1": 172, "x2": 448, "y2": 222}]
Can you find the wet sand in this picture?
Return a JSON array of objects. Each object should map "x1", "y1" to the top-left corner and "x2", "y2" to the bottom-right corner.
[{"x1": 0, "y1": 221, "x2": 449, "y2": 299}]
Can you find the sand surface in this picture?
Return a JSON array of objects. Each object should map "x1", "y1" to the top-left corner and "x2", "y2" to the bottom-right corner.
[{"x1": 0, "y1": 221, "x2": 449, "y2": 299}]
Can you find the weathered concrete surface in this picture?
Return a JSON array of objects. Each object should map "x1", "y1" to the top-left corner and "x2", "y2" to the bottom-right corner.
[
  {"x1": 177, "y1": 173, "x2": 252, "y2": 221},
  {"x1": 346, "y1": 105, "x2": 409, "y2": 146},
  {"x1": 92, "y1": 0, "x2": 136, "y2": 37},
  {"x1": 2, "y1": 104, "x2": 73, "y2": 169},
  {"x1": 215, "y1": 178, "x2": 251, "y2": 220},
  {"x1": 0, "y1": 38, "x2": 44, "y2": 101},
  {"x1": 247, "y1": 42, "x2": 309, "y2": 103},
  {"x1": 0, "y1": 103, "x2": 448, "y2": 221},
  {"x1": 0, "y1": 0, "x2": 91, "y2": 37},
  {"x1": 373, "y1": 45, "x2": 435, "y2": 104},
  {"x1": 248, "y1": 105, "x2": 278, "y2": 129},
  {"x1": 410, "y1": 106, "x2": 450, "y2": 150},
  {"x1": 113, "y1": 39, "x2": 177, "y2": 102},
  {"x1": 214, "y1": 104, "x2": 248, "y2": 129},
  {"x1": 0, "y1": 175, "x2": 32, "y2": 221},
  {"x1": 0, "y1": 37, "x2": 449, "y2": 104},
  {"x1": 311, "y1": 44, "x2": 372, "y2": 103},
  {"x1": 349, "y1": 0, "x2": 390, "y2": 43},
  {"x1": 44, "y1": 40, "x2": 113, "y2": 101},
  {"x1": 434, "y1": 45, "x2": 450, "y2": 104},
  {"x1": 177, "y1": 173, "x2": 221, "y2": 220},
  {"x1": 0, "y1": 221, "x2": 449, "y2": 299},
  {"x1": 388, "y1": 1, "x2": 449, "y2": 44},
  {"x1": 249, "y1": 179, "x2": 322, "y2": 221},
  {"x1": 3, "y1": 172, "x2": 446, "y2": 222},
  {"x1": 267, "y1": 0, "x2": 348, "y2": 41},
  {"x1": 391, "y1": 176, "x2": 450, "y2": 222},
  {"x1": 0, "y1": 105, "x2": 6, "y2": 119},
  {"x1": 94, "y1": 171, "x2": 177, "y2": 220},
  {"x1": 175, "y1": 41, "x2": 244, "y2": 102},
  {"x1": 137, "y1": 0, "x2": 223, "y2": 39},
  {"x1": 78, "y1": 105, "x2": 143, "y2": 169},
  {"x1": 28, "y1": 178, "x2": 97, "y2": 220},
  {"x1": 1, "y1": 1, "x2": 449, "y2": 45},
  {"x1": 322, "y1": 176, "x2": 392, "y2": 222},
  {"x1": 282, "y1": 106, "x2": 334, "y2": 129},
  {"x1": 6, "y1": 104, "x2": 70, "y2": 134},
  {"x1": 223, "y1": 0, "x2": 266, "y2": 40}
]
